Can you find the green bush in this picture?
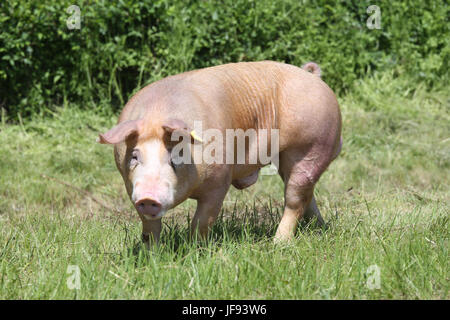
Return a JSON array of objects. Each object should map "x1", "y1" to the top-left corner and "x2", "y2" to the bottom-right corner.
[{"x1": 0, "y1": 0, "x2": 448, "y2": 120}]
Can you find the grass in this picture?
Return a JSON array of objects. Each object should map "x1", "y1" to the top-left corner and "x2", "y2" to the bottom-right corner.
[{"x1": 0, "y1": 71, "x2": 448, "y2": 299}]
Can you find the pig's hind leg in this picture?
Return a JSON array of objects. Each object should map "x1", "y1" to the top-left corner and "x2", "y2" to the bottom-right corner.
[
  {"x1": 303, "y1": 195, "x2": 325, "y2": 227},
  {"x1": 274, "y1": 148, "x2": 329, "y2": 241}
]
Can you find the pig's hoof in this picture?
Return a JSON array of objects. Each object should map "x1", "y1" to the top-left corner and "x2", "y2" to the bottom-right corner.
[
  {"x1": 273, "y1": 233, "x2": 294, "y2": 243},
  {"x1": 142, "y1": 233, "x2": 150, "y2": 243},
  {"x1": 141, "y1": 233, "x2": 160, "y2": 250}
]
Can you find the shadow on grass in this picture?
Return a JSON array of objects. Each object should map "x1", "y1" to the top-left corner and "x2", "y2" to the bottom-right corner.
[{"x1": 130, "y1": 198, "x2": 329, "y2": 259}]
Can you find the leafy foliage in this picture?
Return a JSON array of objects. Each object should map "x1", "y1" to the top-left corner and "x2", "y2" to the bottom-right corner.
[{"x1": 0, "y1": 0, "x2": 448, "y2": 120}]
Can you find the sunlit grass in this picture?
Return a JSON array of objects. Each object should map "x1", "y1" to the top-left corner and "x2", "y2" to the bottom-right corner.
[{"x1": 0, "y1": 71, "x2": 448, "y2": 299}]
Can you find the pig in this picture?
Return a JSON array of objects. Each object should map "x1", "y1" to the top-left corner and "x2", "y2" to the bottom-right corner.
[{"x1": 98, "y1": 61, "x2": 342, "y2": 245}]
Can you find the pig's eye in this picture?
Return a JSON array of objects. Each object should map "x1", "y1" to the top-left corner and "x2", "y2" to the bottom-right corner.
[{"x1": 130, "y1": 149, "x2": 140, "y2": 168}]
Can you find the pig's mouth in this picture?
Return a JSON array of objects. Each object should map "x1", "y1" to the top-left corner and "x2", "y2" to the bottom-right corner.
[{"x1": 141, "y1": 212, "x2": 164, "y2": 220}]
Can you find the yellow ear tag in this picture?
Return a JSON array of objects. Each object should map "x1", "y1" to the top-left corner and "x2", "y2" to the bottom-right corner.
[{"x1": 190, "y1": 130, "x2": 203, "y2": 143}]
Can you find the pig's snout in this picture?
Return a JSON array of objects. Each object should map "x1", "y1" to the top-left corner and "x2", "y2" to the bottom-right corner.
[{"x1": 135, "y1": 198, "x2": 162, "y2": 219}]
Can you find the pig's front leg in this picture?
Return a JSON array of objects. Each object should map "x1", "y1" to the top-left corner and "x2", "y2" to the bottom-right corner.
[
  {"x1": 141, "y1": 218, "x2": 162, "y2": 248},
  {"x1": 190, "y1": 185, "x2": 230, "y2": 240}
]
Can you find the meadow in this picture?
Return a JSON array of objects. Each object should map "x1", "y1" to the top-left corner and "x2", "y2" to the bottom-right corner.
[{"x1": 0, "y1": 71, "x2": 448, "y2": 299}]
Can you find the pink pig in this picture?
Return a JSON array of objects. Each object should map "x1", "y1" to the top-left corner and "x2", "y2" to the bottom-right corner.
[{"x1": 98, "y1": 61, "x2": 342, "y2": 246}]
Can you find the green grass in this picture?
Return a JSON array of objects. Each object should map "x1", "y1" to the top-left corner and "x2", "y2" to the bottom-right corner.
[{"x1": 0, "y1": 71, "x2": 448, "y2": 299}]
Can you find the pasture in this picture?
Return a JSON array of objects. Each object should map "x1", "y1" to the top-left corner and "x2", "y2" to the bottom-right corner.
[{"x1": 0, "y1": 71, "x2": 448, "y2": 299}]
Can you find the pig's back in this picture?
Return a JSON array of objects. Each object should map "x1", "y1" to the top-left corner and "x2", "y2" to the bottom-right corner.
[
  {"x1": 120, "y1": 60, "x2": 339, "y2": 151},
  {"x1": 186, "y1": 61, "x2": 339, "y2": 150}
]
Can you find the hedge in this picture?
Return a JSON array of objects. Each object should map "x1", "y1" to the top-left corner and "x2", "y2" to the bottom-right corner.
[{"x1": 0, "y1": 0, "x2": 448, "y2": 120}]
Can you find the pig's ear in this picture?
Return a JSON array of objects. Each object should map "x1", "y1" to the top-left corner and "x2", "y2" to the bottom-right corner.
[
  {"x1": 97, "y1": 119, "x2": 143, "y2": 144},
  {"x1": 162, "y1": 119, "x2": 203, "y2": 143}
]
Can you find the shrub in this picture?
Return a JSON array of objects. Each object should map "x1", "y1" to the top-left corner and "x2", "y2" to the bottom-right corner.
[{"x1": 0, "y1": 0, "x2": 448, "y2": 120}]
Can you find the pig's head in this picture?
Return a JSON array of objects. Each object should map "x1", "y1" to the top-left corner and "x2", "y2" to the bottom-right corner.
[{"x1": 98, "y1": 118, "x2": 201, "y2": 220}]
